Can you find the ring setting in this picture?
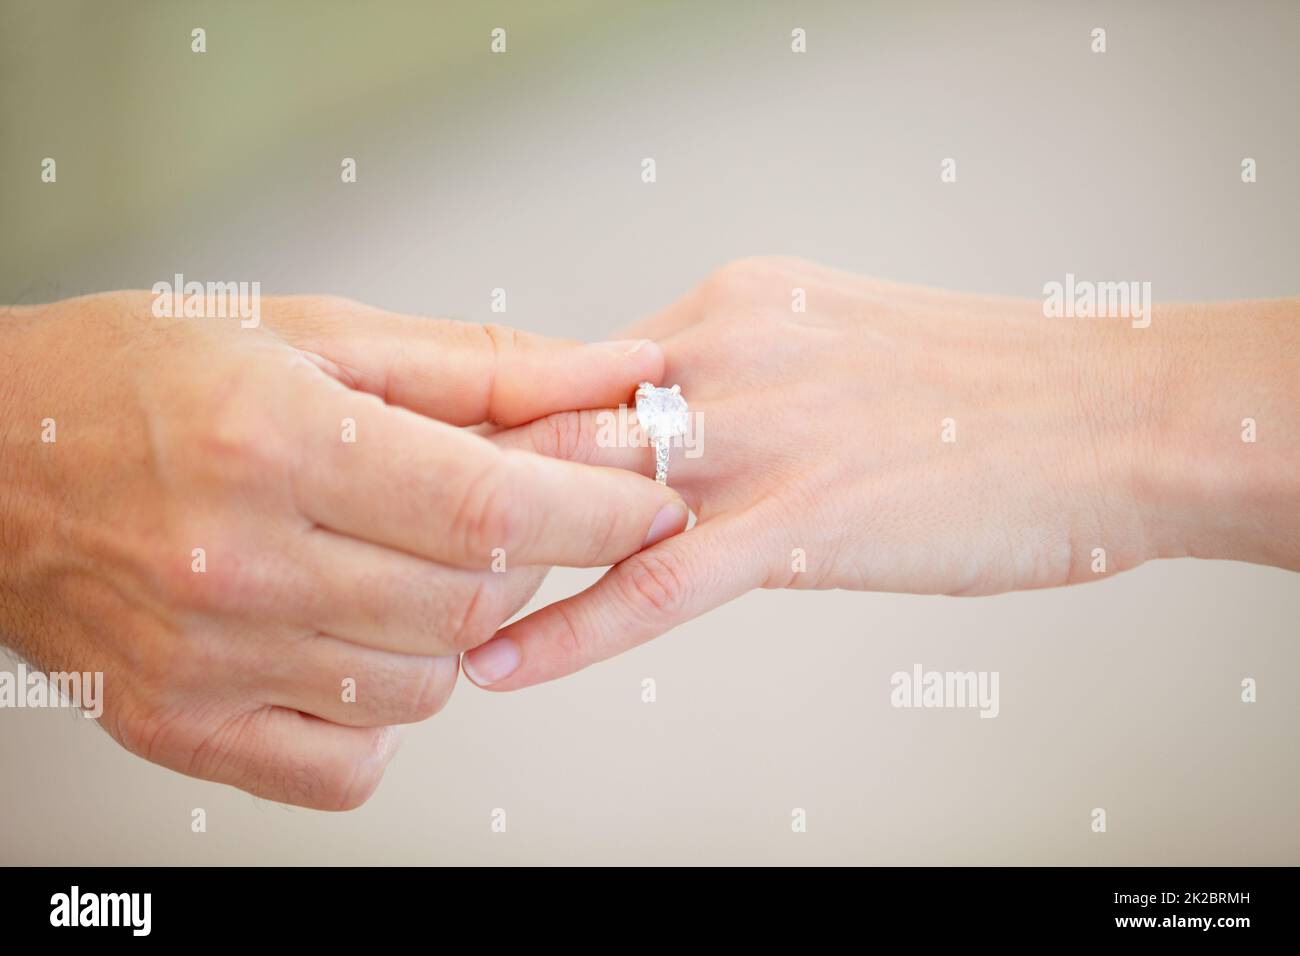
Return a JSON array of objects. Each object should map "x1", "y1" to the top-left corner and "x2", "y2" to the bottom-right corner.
[{"x1": 635, "y1": 382, "x2": 689, "y2": 485}]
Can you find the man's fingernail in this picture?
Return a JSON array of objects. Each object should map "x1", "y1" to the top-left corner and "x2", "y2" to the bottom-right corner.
[
  {"x1": 644, "y1": 501, "x2": 687, "y2": 547},
  {"x1": 463, "y1": 638, "x2": 521, "y2": 687},
  {"x1": 594, "y1": 338, "x2": 650, "y2": 357}
]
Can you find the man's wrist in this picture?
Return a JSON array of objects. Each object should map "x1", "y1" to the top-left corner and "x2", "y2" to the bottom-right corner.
[{"x1": 0, "y1": 308, "x2": 51, "y2": 663}]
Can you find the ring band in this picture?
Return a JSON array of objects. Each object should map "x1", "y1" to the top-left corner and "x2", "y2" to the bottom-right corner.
[{"x1": 653, "y1": 437, "x2": 670, "y2": 484}]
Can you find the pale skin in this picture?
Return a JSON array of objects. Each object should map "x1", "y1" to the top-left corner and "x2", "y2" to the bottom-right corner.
[
  {"x1": 466, "y1": 256, "x2": 1300, "y2": 690},
  {"x1": 0, "y1": 291, "x2": 688, "y2": 809}
]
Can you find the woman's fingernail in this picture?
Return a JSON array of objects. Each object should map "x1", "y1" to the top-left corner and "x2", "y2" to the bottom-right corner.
[
  {"x1": 593, "y1": 338, "x2": 650, "y2": 356},
  {"x1": 463, "y1": 638, "x2": 521, "y2": 687},
  {"x1": 644, "y1": 501, "x2": 687, "y2": 547}
]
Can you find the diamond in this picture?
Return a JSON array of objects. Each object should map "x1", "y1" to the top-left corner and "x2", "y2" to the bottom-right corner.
[{"x1": 635, "y1": 384, "x2": 689, "y2": 441}]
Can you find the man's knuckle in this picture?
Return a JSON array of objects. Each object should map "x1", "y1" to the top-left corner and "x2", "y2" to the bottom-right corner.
[
  {"x1": 446, "y1": 579, "x2": 494, "y2": 653},
  {"x1": 352, "y1": 653, "x2": 452, "y2": 725},
  {"x1": 535, "y1": 412, "x2": 588, "y2": 462},
  {"x1": 262, "y1": 755, "x2": 336, "y2": 810},
  {"x1": 153, "y1": 546, "x2": 206, "y2": 610},
  {"x1": 112, "y1": 695, "x2": 182, "y2": 766},
  {"x1": 195, "y1": 393, "x2": 286, "y2": 477},
  {"x1": 326, "y1": 730, "x2": 394, "y2": 811},
  {"x1": 156, "y1": 531, "x2": 270, "y2": 615},
  {"x1": 406, "y1": 657, "x2": 456, "y2": 721},
  {"x1": 178, "y1": 707, "x2": 267, "y2": 789},
  {"x1": 454, "y1": 467, "x2": 521, "y2": 561}
]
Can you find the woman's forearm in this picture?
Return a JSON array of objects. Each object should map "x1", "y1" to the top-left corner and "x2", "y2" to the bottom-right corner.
[{"x1": 1141, "y1": 298, "x2": 1300, "y2": 570}]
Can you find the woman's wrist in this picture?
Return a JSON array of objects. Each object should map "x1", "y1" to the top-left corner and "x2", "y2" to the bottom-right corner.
[{"x1": 1136, "y1": 299, "x2": 1300, "y2": 569}]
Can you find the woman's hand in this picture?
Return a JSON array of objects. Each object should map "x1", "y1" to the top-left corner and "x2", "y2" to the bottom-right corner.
[
  {"x1": 0, "y1": 291, "x2": 688, "y2": 808},
  {"x1": 470, "y1": 257, "x2": 1299, "y2": 689}
]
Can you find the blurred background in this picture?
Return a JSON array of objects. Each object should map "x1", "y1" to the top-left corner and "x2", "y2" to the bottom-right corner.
[{"x1": 1, "y1": 0, "x2": 1297, "y2": 864}]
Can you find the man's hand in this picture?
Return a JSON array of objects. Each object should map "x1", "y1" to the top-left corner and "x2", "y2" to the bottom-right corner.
[{"x1": 0, "y1": 291, "x2": 688, "y2": 809}]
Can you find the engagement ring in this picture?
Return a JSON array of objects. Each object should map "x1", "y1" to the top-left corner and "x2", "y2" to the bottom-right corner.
[{"x1": 635, "y1": 382, "x2": 689, "y2": 486}]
